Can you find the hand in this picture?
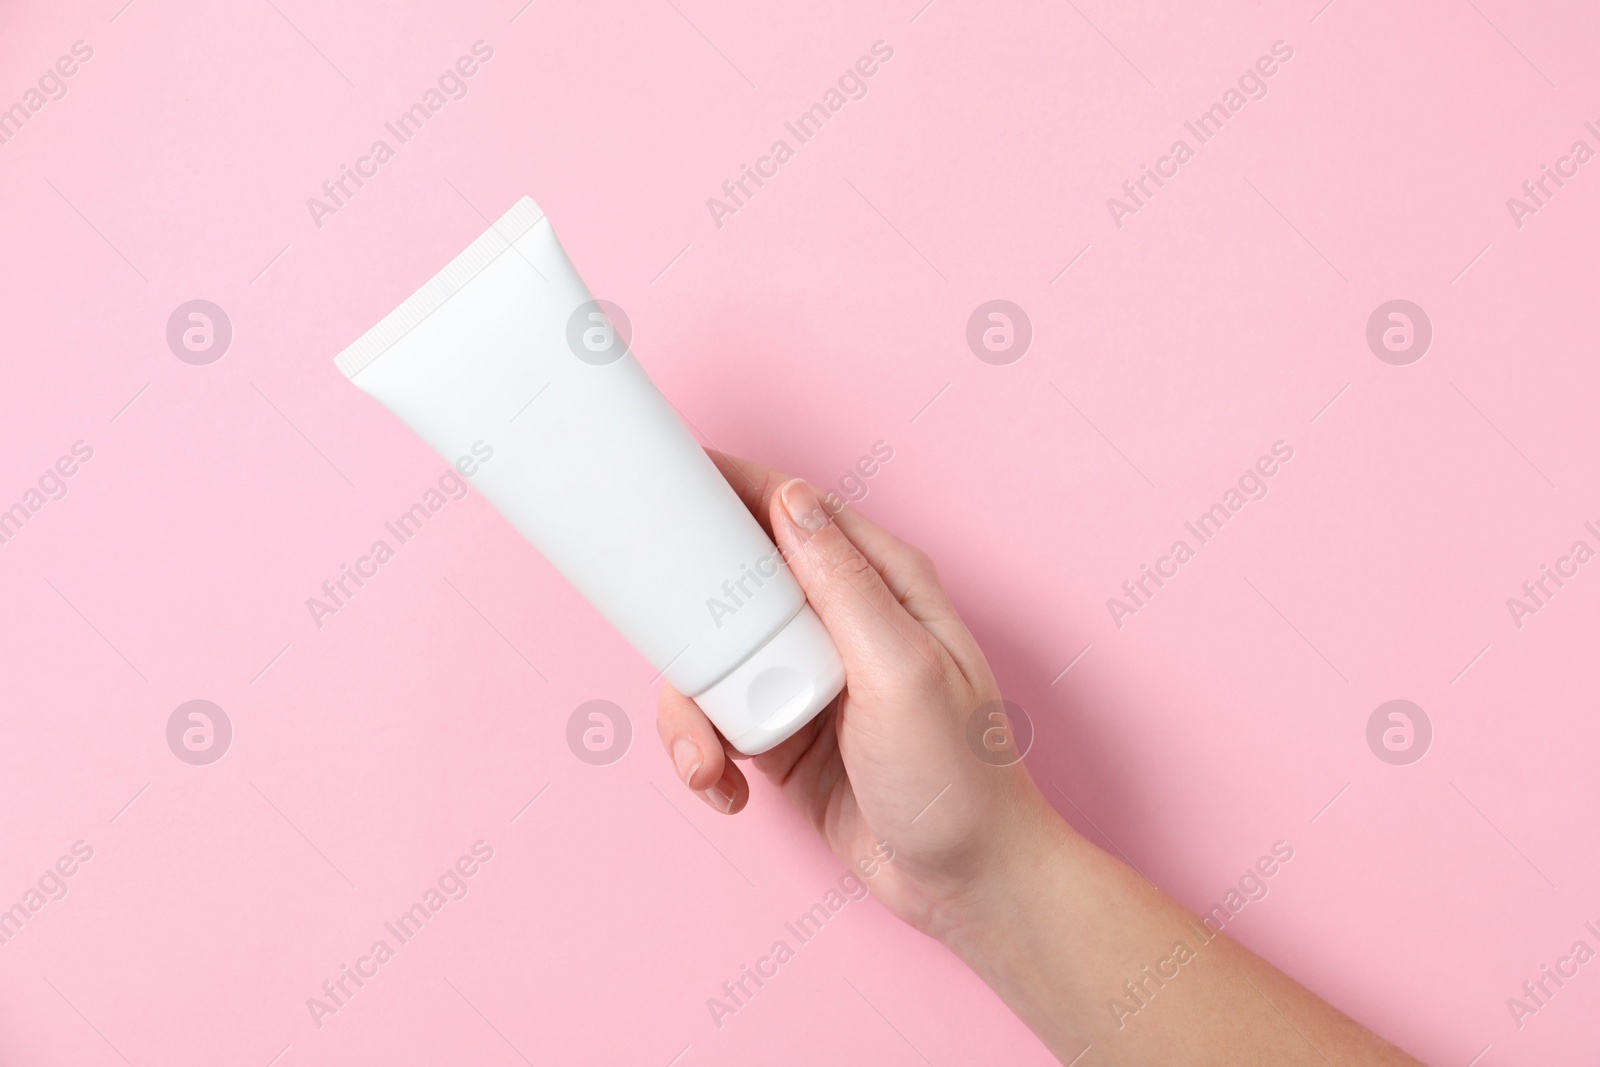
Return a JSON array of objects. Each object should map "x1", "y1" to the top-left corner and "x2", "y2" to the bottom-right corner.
[
  {"x1": 659, "y1": 453, "x2": 1426, "y2": 1066},
  {"x1": 655, "y1": 451, "x2": 1062, "y2": 937}
]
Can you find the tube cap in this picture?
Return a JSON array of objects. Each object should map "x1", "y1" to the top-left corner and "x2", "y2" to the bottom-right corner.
[{"x1": 691, "y1": 605, "x2": 846, "y2": 755}]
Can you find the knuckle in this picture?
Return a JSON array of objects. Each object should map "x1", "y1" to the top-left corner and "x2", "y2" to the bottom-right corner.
[
  {"x1": 903, "y1": 658, "x2": 947, "y2": 696},
  {"x1": 818, "y1": 538, "x2": 881, "y2": 590},
  {"x1": 883, "y1": 652, "x2": 955, "y2": 707},
  {"x1": 903, "y1": 546, "x2": 939, "y2": 582}
]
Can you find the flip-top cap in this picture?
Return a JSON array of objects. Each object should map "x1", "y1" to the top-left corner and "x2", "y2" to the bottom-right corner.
[{"x1": 692, "y1": 605, "x2": 846, "y2": 755}]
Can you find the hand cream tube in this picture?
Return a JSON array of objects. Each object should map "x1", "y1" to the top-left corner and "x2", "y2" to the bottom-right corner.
[{"x1": 334, "y1": 197, "x2": 844, "y2": 754}]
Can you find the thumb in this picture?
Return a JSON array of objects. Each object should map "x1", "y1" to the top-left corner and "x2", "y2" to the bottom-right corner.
[{"x1": 772, "y1": 478, "x2": 944, "y2": 684}]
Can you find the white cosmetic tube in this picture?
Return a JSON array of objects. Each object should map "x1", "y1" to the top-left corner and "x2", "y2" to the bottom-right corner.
[{"x1": 334, "y1": 197, "x2": 844, "y2": 754}]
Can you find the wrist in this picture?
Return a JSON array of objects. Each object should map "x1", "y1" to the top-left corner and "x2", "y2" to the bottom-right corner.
[
  {"x1": 923, "y1": 789, "x2": 1114, "y2": 1060},
  {"x1": 925, "y1": 782, "x2": 1082, "y2": 952}
]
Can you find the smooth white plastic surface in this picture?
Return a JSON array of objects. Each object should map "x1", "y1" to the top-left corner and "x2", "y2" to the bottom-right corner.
[
  {"x1": 696, "y1": 603, "x2": 846, "y2": 754},
  {"x1": 334, "y1": 197, "x2": 845, "y2": 754}
]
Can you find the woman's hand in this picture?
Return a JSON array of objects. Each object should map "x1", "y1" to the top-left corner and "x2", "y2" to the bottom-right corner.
[
  {"x1": 657, "y1": 450, "x2": 1426, "y2": 1066},
  {"x1": 655, "y1": 450, "x2": 1062, "y2": 938}
]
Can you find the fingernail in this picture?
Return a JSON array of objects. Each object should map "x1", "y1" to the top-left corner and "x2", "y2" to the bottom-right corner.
[
  {"x1": 781, "y1": 479, "x2": 828, "y2": 533},
  {"x1": 672, "y1": 738, "x2": 701, "y2": 787},
  {"x1": 701, "y1": 781, "x2": 736, "y2": 813}
]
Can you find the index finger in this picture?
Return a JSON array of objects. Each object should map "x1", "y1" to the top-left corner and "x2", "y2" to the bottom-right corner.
[{"x1": 708, "y1": 449, "x2": 988, "y2": 686}]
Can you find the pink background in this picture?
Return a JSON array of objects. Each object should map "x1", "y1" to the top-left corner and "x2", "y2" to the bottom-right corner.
[{"x1": 2, "y1": 0, "x2": 1598, "y2": 1063}]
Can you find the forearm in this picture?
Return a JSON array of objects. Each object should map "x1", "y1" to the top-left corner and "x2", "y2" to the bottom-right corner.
[{"x1": 935, "y1": 803, "x2": 1423, "y2": 1066}]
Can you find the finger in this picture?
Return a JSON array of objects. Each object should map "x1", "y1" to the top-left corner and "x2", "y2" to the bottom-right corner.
[
  {"x1": 805, "y1": 502, "x2": 988, "y2": 684},
  {"x1": 745, "y1": 690, "x2": 834, "y2": 785},
  {"x1": 771, "y1": 477, "x2": 948, "y2": 686},
  {"x1": 711, "y1": 450, "x2": 976, "y2": 658},
  {"x1": 656, "y1": 683, "x2": 749, "y2": 814},
  {"x1": 753, "y1": 700, "x2": 847, "y2": 836}
]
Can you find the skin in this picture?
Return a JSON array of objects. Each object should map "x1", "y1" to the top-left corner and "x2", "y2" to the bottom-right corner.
[{"x1": 658, "y1": 451, "x2": 1427, "y2": 1066}]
